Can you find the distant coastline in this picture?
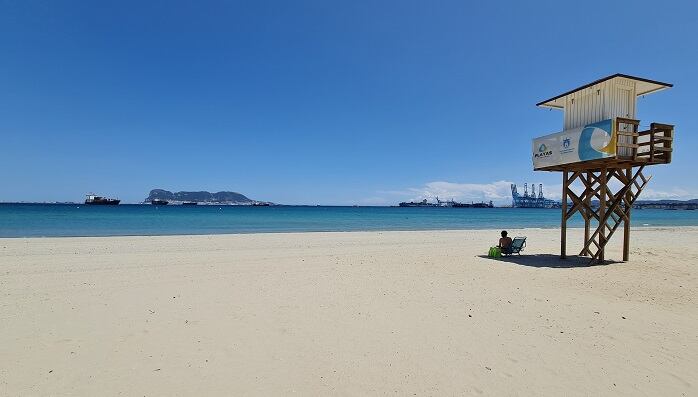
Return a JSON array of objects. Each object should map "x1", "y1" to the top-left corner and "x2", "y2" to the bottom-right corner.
[
  {"x1": 2, "y1": 198, "x2": 698, "y2": 210},
  {"x1": 633, "y1": 199, "x2": 698, "y2": 210}
]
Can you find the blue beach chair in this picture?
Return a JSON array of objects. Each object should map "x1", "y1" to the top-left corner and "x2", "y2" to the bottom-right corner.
[{"x1": 502, "y1": 237, "x2": 526, "y2": 256}]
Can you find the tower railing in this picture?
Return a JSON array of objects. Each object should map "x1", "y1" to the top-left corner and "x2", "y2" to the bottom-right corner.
[{"x1": 615, "y1": 118, "x2": 674, "y2": 164}]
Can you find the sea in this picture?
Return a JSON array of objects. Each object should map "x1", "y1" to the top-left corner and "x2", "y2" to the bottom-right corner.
[{"x1": 1, "y1": 203, "x2": 697, "y2": 238}]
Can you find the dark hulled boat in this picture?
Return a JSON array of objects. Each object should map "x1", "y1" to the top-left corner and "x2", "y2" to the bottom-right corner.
[
  {"x1": 399, "y1": 198, "x2": 494, "y2": 208},
  {"x1": 85, "y1": 194, "x2": 120, "y2": 205},
  {"x1": 452, "y1": 201, "x2": 494, "y2": 208},
  {"x1": 398, "y1": 199, "x2": 437, "y2": 207},
  {"x1": 151, "y1": 199, "x2": 169, "y2": 205}
]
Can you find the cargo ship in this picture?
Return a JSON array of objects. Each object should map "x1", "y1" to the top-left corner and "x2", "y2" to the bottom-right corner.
[
  {"x1": 85, "y1": 194, "x2": 120, "y2": 205},
  {"x1": 452, "y1": 201, "x2": 494, "y2": 208},
  {"x1": 398, "y1": 199, "x2": 438, "y2": 207},
  {"x1": 151, "y1": 199, "x2": 169, "y2": 205},
  {"x1": 399, "y1": 197, "x2": 494, "y2": 208}
]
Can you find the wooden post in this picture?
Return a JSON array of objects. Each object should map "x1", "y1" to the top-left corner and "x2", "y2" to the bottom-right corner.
[
  {"x1": 649, "y1": 127, "x2": 655, "y2": 163},
  {"x1": 632, "y1": 121, "x2": 639, "y2": 161},
  {"x1": 599, "y1": 168, "x2": 607, "y2": 262},
  {"x1": 583, "y1": 171, "x2": 592, "y2": 256},
  {"x1": 561, "y1": 170, "x2": 568, "y2": 259},
  {"x1": 623, "y1": 167, "x2": 632, "y2": 261}
]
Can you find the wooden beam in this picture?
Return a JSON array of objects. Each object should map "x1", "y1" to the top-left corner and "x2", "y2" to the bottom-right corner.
[
  {"x1": 613, "y1": 169, "x2": 630, "y2": 184},
  {"x1": 650, "y1": 122, "x2": 675, "y2": 129},
  {"x1": 616, "y1": 143, "x2": 639, "y2": 148},
  {"x1": 583, "y1": 171, "x2": 592, "y2": 256},
  {"x1": 623, "y1": 167, "x2": 632, "y2": 261},
  {"x1": 599, "y1": 168, "x2": 607, "y2": 262},
  {"x1": 561, "y1": 170, "x2": 568, "y2": 259},
  {"x1": 566, "y1": 189, "x2": 597, "y2": 221},
  {"x1": 633, "y1": 122, "x2": 639, "y2": 160},
  {"x1": 664, "y1": 123, "x2": 674, "y2": 163},
  {"x1": 616, "y1": 117, "x2": 640, "y2": 126}
]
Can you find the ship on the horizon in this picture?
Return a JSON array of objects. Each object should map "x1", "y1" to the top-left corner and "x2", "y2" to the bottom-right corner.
[
  {"x1": 84, "y1": 194, "x2": 120, "y2": 205},
  {"x1": 399, "y1": 197, "x2": 494, "y2": 208},
  {"x1": 452, "y1": 200, "x2": 494, "y2": 208},
  {"x1": 151, "y1": 199, "x2": 169, "y2": 205},
  {"x1": 398, "y1": 199, "x2": 439, "y2": 207}
]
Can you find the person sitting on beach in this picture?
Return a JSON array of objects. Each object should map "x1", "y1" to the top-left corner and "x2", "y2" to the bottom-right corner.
[{"x1": 498, "y1": 230, "x2": 513, "y2": 253}]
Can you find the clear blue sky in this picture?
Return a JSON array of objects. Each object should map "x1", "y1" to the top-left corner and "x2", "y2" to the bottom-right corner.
[{"x1": 1, "y1": 0, "x2": 696, "y2": 204}]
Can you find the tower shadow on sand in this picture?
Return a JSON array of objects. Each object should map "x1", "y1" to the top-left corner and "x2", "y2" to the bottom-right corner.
[{"x1": 477, "y1": 254, "x2": 622, "y2": 268}]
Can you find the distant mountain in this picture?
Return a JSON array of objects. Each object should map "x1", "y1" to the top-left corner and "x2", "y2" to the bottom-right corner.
[
  {"x1": 633, "y1": 198, "x2": 698, "y2": 209},
  {"x1": 635, "y1": 199, "x2": 698, "y2": 204},
  {"x1": 146, "y1": 189, "x2": 254, "y2": 204},
  {"x1": 583, "y1": 198, "x2": 698, "y2": 210}
]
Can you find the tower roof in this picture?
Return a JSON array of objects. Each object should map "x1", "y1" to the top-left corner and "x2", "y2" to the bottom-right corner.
[{"x1": 536, "y1": 73, "x2": 672, "y2": 109}]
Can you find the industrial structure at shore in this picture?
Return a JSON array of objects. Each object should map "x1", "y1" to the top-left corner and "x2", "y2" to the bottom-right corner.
[{"x1": 511, "y1": 183, "x2": 561, "y2": 208}]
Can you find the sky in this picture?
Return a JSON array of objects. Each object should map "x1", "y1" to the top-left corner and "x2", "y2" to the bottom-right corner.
[{"x1": 1, "y1": 0, "x2": 697, "y2": 205}]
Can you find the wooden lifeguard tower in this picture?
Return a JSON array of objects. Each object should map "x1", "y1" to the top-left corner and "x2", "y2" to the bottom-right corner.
[{"x1": 533, "y1": 74, "x2": 675, "y2": 263}]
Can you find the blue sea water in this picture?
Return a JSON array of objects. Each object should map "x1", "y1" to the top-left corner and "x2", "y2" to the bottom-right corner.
[{"x1": 0, "y1": 204, "x2": 697, "y2": 238}]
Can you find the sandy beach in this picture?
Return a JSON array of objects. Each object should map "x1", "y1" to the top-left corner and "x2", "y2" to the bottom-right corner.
[{"x1": 1, "y1": 227, "x2": 696, "y2": 396}]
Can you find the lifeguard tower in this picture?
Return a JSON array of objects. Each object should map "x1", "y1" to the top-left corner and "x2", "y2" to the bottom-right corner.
[{"x1": 533, "y1": 74, "x2": 674, "y2": 263}]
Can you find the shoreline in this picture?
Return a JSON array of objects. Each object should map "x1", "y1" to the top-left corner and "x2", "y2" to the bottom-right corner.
[{"x1": 2, "y1": 224, "x2": 698, "y2": 239}]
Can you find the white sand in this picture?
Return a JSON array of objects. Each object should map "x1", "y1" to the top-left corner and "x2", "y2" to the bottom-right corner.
[{"x1": 1, "y1": 227, "x2": 696, "y2": 396}]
